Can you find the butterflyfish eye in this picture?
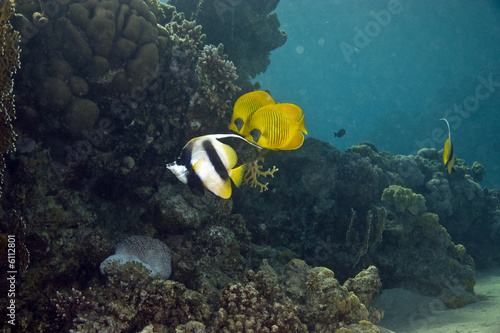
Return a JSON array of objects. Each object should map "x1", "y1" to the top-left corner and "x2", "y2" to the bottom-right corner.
[
  {"x1": 250, "y1": 128, "x2": 262, "y2": 143},
  {"x1": 235, "y1": 118, "x2": 244, "y2": 131}
]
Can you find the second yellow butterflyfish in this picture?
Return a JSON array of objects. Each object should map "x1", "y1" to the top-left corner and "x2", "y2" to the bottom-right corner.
[
  {"x1": 245, "y1": 103, "x2": 308, "y2": 150},
  {"x1": 229, "y1": 91, "x2": 275, "y2": 136}
]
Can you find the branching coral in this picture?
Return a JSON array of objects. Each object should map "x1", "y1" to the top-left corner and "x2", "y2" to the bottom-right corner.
[
  {"x1": 164, "y1": 11, "x2": 205, "y2": 61},
  {"x1": 242, "y1": 150, "x2": 279, "y2": 192},
  {"x1": 51, "y1": 287, "x2": 96, "y2": 329},
  {"x1": 194, "y1": 43, "x2": 240, "y2": 117},
  {"x1": 0, "y1": 0, "x2": 20, "y2": 197}
]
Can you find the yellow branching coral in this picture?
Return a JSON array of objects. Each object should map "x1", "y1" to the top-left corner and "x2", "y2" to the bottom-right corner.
[
  {"x1": 0, "y1": 0, "x2": 21, "y2": 197},
  {"x1": 242, "y1": 151, "x2": 279, "y2": 192}
]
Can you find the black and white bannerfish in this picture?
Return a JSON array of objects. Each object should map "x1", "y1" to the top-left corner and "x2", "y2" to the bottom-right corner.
[{"x1": 167, "y1": 134, "x2": 258, "y2": 199}]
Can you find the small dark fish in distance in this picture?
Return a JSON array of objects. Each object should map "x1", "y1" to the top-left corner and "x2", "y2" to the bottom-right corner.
[{"x1": 334, "y1": 128, "x2": 346, "y2": 138}]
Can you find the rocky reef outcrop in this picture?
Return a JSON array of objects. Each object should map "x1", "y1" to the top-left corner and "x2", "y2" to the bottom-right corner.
[{"x1": 234, "y1": 138, "x2": 497, "y2": 308}]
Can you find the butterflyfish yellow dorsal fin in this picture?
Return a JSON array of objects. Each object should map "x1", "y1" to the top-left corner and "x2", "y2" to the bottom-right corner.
[{"x1": 278, "y1": 103, "x2": 303, "y2": 121}]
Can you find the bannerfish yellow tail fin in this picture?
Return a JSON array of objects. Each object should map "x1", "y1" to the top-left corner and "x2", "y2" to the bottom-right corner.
[{"x1": 229, "y1": 164, "x2": 246, "y2": 188}]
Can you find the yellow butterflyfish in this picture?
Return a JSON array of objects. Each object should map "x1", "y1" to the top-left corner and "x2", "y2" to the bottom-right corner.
[
  {"x1": 245, "y1": 103, "x2": 308, "y2": 150},
  {"x1": 229, "y1": 91, "x2": 275, "y2": 136},
  {"x1": 440, "y1": 118, "x2": 456, "y2": 174}
]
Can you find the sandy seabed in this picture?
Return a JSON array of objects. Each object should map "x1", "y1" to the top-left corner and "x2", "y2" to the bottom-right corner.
[{"x1": 373, "y1": 267, "x2": 500, "y2": 333}]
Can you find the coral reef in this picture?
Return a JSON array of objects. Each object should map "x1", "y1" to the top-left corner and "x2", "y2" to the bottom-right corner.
[
  {"x1": 0, "y1": 0, "x2": 21, "y2": 197},
  {"x1": 1, "y1": 0, "x2": 499, "y2": 331}
]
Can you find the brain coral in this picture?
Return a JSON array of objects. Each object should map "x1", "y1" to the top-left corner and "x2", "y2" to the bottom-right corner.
[{"x1": 100, "y1": 235, "x2": 172, "y2": 279}]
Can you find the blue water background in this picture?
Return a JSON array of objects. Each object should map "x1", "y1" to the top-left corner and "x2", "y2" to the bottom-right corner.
[{"x1": 254, "y1": 0, "x2": 500, "y2": 188}]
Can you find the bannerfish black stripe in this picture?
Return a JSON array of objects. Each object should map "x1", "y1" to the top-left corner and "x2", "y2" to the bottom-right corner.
[
  {"x1": 179, "y1": 142, "x2": 192, "y2": 167},
  {"x1": 203, "y1": 140, "x2": 230, "y2": 181},
  {"x1": 447, "y1": 143, "x2": 454, "y2": 165},
  {"x1": 187, "y1": 171, "x2": 205, "y2": 196}
]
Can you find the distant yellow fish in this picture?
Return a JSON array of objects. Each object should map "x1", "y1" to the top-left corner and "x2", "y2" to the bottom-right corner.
[
  {"x1": 229, "y1": 91, "x2": 275, "y2": 136},
  {"x1": 167, "y1": 134, "x2": 248, "y2": 199},
  {"x1": 440, "y1": 118, "x2": 456, "y2": 174},
  {"x1": 245, "y1": 103, "x2": 308, "y2": 150}
]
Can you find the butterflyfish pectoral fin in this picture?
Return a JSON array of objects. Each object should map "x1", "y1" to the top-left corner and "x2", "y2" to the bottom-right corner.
[{"x1": 229, "y1": 164, "x2": 247, "y2": 188}]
